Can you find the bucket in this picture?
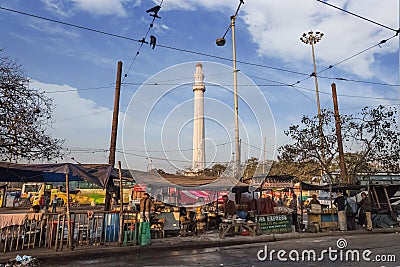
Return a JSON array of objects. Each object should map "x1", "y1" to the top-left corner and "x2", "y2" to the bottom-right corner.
[{"x1": 138, "y1": 222, "x2": 151, "y2": 245}]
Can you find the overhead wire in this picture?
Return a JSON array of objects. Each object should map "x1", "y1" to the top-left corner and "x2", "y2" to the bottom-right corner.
[
  {"x1": 122, "y1": 0, "x2": 164, "y2": 82},
  {"x1": 68, "y1": 140, "x2": 233, "y2": 154},
  {"x1": 0, "y1": 6, "x2": 310, "y2": 78},
  {"x1": 0, "y1": 6, "x2": 140, "y2": 42},
  {"x1": 317, "y1": 34, "x2": 398, "y2": 75},
  {"x1": 2, "y1": 6, "x2": 398, "y2": 121},
  {"x1": 43, "y1": 84, "x2": 115, "y2": 94},
  {"x1": 292, "y1": 34, "x2": 398, "y2": 86},
  {"x1": 117, "y1": 150, "x2": 231, "y2": 164},
  {"x1": 317, "y1": 76, "x2": 400, "y2": 87},
  {"x1": 315, "y1": 0, "x2": 399, "y2": 33}
]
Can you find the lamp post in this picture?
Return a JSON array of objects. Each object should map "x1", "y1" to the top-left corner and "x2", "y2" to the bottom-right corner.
[
  {"x1": 216, "y1": 0, "x2": 244, "y2": 180},
  {"x1": 300, "y1": 31, "x2": 326, "y2": 172}
]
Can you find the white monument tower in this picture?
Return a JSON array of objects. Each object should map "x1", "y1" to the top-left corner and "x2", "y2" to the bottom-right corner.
[{"x1": 192, "y1": 63, "x2": 206, "y2": 172}]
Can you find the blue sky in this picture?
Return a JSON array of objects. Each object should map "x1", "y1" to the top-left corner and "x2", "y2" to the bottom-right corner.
[{"x1": 0, "y1": 0, "x2": 399, "y2": 172}]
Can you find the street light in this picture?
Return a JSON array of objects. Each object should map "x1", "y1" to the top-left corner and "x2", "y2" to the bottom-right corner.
[
  {"x1": 216, "y1": 0, "x2": 244, "y2": 180},
  {"x1": 300, "y1": 31, "x2": 324, "y2": 117},
  {"x1": 300, "y1": 30, "x2": 325, "y2": 173}
]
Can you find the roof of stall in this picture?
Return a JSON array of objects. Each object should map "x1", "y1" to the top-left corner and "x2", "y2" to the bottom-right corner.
[
  {"x1": 126, "y1": 169, "x2": 249, "y2": 190},
  {"x1": 0, "y1": 162, "x2": 112, "y2": 188},
  {"x1": 300, "y1": 181, "x2": 366, "y2": 191}
]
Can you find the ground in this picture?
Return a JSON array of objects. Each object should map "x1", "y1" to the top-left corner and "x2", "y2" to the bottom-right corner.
[{"x1": 37, "y1": 232, "x2": 400, "y2": 267}]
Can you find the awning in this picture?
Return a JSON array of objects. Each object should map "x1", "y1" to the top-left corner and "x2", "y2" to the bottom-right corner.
[
  {"x1": 300, "y1": 181, "x2": 366, "y2": 191},
  {"x1": 0, "y1": 162, "x2": 112, "y2": 188},
  {"x1": 126, "y1": 169, "x2": 248, "y2": 191}
]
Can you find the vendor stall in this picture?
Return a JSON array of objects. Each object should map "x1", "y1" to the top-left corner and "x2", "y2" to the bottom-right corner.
[
  {"x1": 246, "y1": 175, "x2": 297, "y2": 233},
  {"x1": 255, "y1": 214, "x2": 292, "y2": 234},
  {"x1": 300, "y1": 182, "x2": 366, "y2": 231}
]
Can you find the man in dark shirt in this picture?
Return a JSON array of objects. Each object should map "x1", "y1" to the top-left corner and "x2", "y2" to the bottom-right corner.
[
  {"x1": 358, "y1": 192, "x2": 372, "y2": 231},
  {"x1": 333, "y1": 192, "x2": 347, "y2": 231}
]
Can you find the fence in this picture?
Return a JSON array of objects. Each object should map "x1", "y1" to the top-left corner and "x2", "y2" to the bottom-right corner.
[{"x1": 0, "y1": 210, "x2": 139, "y2": 253}]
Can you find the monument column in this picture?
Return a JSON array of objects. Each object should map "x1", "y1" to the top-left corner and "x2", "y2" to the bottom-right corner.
[{"x1": 192, "y1": 63, "x2": 206, "y2": 172}]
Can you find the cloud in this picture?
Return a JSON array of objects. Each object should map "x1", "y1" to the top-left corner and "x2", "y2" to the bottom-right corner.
[
  {"x1": 241, "y1": 0, "x2": 398, "y2": 79},
  {"x1": 30, "y1": 80, "x2": 121, "y2": 164},
  {"x1": 41, "y1": 0, "x2": 73, "y2": 17},
  {"x1": 158, "y1": 0, "x2": 232, "y2": 12},
  {"x1": 161, "y1": 0, "x2": 398, "y2": 80},
  {"x1": 71, "y1": 0, "x2": 129, "y2": 17}
]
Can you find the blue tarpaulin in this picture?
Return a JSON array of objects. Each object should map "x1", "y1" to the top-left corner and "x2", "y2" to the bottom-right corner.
[{"x1": 0, "y1": 162, "x2": 112, "y2": 188}]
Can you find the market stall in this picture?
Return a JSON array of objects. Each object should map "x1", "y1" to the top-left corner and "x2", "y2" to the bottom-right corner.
[
  {"x1": 125, "y1": 170, "x2": 250, "y2": 236},
  {"x1": 249, "y1": 175, "x2": 297, "y2": 234},
  {"x1": 300, "y1": 182, "x2": 366, "y2": 231}
]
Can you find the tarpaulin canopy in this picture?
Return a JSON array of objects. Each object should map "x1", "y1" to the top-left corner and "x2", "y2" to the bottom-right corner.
[
  {"x1": 0, "y1": 162, "x2": 112, "y2": 188},
  {"x1": 300, "y1": 181, "x2": 366, "y2": 191},
  {"x1": 126, "y1": 169, "x2": 249, "y2": 191}
]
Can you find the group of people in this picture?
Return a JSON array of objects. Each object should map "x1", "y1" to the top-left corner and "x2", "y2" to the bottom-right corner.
[{"x1": 333, "y1": 191, "x2": 372, "y2": 231}]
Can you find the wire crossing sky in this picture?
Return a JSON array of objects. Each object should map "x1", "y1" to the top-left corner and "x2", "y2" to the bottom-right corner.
[{"x1": 0, "y1": 0, "x2": 398, "y2": 171}]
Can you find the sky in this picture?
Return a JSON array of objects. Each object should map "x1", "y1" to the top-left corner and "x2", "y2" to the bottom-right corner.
[{"x1": 0, "y1": 0, "x2": 399, "y2": 173}]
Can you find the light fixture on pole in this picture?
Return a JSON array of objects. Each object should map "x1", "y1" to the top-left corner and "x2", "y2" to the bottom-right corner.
[
  {"x1": 300, "y1": 30, "x2": 325, "y2": 173},
  {"x1": 216, "y1": 0, "x2": 244, "y2": 180}
]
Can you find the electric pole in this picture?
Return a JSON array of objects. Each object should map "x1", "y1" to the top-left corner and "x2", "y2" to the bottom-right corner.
[
  {"x1": 332, "y1": 82, "x2": 348, "y2": 184},
  {"x1": 105, "y1": 61, "x2": 122, "y2": 211}
]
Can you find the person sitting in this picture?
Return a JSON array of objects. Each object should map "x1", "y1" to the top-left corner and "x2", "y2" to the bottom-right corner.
[
  {"x1": 31, "y1": 204, "x2": 40, "y2": 213},
  {"x1": 52, "y1": 195, "x2": 58, "y2": 213},
  {"x1": 220, "y1": 195, "x2": 236, "y2": 219}
]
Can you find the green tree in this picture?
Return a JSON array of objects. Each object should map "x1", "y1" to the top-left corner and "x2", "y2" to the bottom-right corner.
[
  {"x1": 268, "y1": 160, "x2": 320, "y2": 182},
  {"x1": 0, "y1": 51, "x2": 64, "y2": 162},
  {"x1": 242, "y1": 157, "x2": 259, "y2": 181}
]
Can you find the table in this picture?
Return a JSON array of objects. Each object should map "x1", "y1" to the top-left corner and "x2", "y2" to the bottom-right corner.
[{"x1": 219, "y1": 221, "x2": 258, "y2": 239}]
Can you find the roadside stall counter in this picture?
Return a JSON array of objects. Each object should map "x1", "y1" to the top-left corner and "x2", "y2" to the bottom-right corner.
[{"x1": 307, "y1": 205, "x2": 338, "y2": 231}]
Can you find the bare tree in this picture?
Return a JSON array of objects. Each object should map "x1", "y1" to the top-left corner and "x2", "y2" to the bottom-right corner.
[
  {"x1": 0, "y1": 51, "x2": 64, "y2": 162},
  {"x1": 278, "y1": 106, "x2": 400, "y2": 184}
]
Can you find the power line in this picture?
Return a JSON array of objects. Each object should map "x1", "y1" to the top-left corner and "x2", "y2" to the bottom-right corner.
[
  {"x1": 315, "y1": 0, "x2": 400, "y2": 33},
  {"x1": 53, "y1": 80, "x2": 399, "y2": 124},
  {"x1": 43, "y1": 84, "x2": 115, "y2": 94},
  {"x1": 292, "y1": 84, "x2": 400, "y2": 101},
  {"x1": 0, "y1": 6, "x2": 140, "y2": 42},
  {"x1": 0, "y1": 6, "x2": 309, "y2": 77},
  {"x1": 67, "y1": 140, "x2": 233, "y2": 154},
  {"x1": 339, "y1": 104, "x2": 400, "y2": 111},
  {"x1": 292, "y1": 34, "x2": 398, "y2": 86},
  {"x1": 156, "y1": 43, "x2": 308, "y2": 76},
  {"x1": 318, "y1": 35, "x2": 398, "y2": 74},
  {"x1": 117, "y1": 150, "x2": 231, "y2": 164},
  {"x1": 123, "y1": 1, "x2": 164, "y2": 82},
  {"x1": 318, "y1": 76, "x2": 400, "y2": 87}
]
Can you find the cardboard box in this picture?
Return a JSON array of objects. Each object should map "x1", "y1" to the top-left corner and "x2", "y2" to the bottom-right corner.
[{"x1": 311, "y1": 204, "x2": 322, "y2": 214}]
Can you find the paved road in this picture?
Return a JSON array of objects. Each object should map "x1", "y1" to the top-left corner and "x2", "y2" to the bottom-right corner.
[{"x1": 41, "y1": 232, "x2": 400, "y2": 267}]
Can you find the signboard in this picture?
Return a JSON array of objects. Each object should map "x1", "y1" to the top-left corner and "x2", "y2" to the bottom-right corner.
[
  {"x1": 262, "y1": 183, "x2": 293, "y2": 188},
  {"x1": 255, "y1": 214, "x2": 292, "y2": 234}
]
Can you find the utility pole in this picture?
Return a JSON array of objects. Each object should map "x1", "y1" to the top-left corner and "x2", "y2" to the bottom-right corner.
[
  {"x1": 105, "y1": 61, "x2": 122, "y2": 211},
  {"x1": 263, "y1": 136, "x2": 266, "y2": 174},
  {"x1": 216, "y1": 0, "x2": 244, "y2": 180},
  {"x1": 300, "y1": 31, "x2": 325, "y2": 175},
  {"x1": 332, "y1": 82, "x2": 348, "y2": 184}
]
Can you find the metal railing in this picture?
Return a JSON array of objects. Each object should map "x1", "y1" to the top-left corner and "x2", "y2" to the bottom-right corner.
[{"x1": 1, "y1": 210, "x2": 139, "y2": 253}]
